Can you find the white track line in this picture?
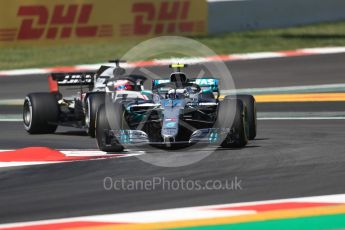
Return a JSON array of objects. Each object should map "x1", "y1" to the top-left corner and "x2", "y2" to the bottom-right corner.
[
  {"x1": 222, "y1": 83, "x2": 345, "y2": 94},
  {"x1": 258, "y1": 112, "x2": 345, "y2": 120},
  {"x1": 0, "y1": 118, "x2": 22, "y2": 122},
  {"x1": 61, "y1": 149, "x2": 145, "y2": 157},
  {"x1": 0, "y1": 99, "x2": 22, "y2": 105},
  {"x1": 302, "y1": 47, "x2": 345, "y2": 54},
  {"x1": 1, "y1": 46, "x2": 345, "y2": 77}
]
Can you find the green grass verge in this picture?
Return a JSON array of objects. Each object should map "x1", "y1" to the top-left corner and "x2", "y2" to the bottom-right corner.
[
  {"x1": 1, "y1": 21, "x2": 345, "y2": 70},
  {"x1": 172, "y1": 213, "x2": 345, "y2": 230}
]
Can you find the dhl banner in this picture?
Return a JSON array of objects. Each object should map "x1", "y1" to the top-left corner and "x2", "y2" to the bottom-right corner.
[{"x1": 0, "y1": 0, "x2": 207, "y2": 47}]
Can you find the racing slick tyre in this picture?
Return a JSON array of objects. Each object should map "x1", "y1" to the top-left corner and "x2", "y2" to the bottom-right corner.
[
  {"x1": 85, "y1": 92, "x2": 105, "y2": 138},
  {"x1": 224, "y1": 95, "x2": 257, "y2": 140},
  {"x1": 235, "y1": 95, "x2": 256, "y2": 140},
  {"x1": 23, "y1": 93, "x2": 59, "y2": 134},
  {"x1": 95, "y1": 104, "x2": 124, "y2": 152},
  {"x1": 216, "y1": 99, "x2": 248, "y2": 148}
]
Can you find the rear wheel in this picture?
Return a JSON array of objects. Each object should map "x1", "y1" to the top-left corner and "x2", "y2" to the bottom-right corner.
[
  {"x1": 216, "y1": 99, "x2": 248, "y2": 148},
  {"x1": 85, "y1": 93, "x2": 105, "y2": 138},
  {"x1": 23, "y1": 93, "x2": 59, "y2": 134},
  {"x1": 95, "y1": 104, "x2": 124, "y2": 152}
]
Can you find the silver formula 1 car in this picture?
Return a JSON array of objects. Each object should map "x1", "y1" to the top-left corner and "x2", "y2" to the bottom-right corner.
[{"x1": 95, "y1": 64, "x2": 257, "y2": 152}]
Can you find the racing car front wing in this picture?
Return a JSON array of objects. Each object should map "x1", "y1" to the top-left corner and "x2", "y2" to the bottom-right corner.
[{"x1": 107, "y1": 128, "x2": 233, "y2": 146}]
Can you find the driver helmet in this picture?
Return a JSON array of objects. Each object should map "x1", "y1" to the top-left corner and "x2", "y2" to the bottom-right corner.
[
  {"x1": 170, "y1": 72, "x2": 188, "y2": 83},
  {"x1": 114, "y1": 80, "x2": 135, "y2": 91}
]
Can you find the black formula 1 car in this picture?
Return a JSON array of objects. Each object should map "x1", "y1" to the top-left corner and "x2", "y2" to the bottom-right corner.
[
  {"x1": 23, "y1": 60, "x2": 146, "y2": 137},
  {"x1": 95, "y1": 64, "x2": 257, "y2": 152}
]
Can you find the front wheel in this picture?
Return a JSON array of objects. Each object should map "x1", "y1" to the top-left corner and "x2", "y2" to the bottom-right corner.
[
  {"x1": 216, "y1": 99, "x2": 248, "y2": 148},
  {"x1": 95, "y1": 104, "x2": 124, "y2": 153},
  {"x1": 236, "y1": 95, "x2": 257, "y2": 140},
  {"x1": 85, "y1": 93, "x2": 105, "y2": 138}
]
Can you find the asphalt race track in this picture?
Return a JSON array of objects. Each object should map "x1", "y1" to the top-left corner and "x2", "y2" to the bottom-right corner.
[{"x1": 0, "y1": 54, "x2": 344, "y2": 224}]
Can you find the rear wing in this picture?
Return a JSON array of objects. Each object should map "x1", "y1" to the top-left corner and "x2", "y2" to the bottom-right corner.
[
  {"x1": 152, "y1": 78, "x2": 219, "y2": 92},
  {"x1": 48, "y1": 72, "x2": 95, "y2": 92}
]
